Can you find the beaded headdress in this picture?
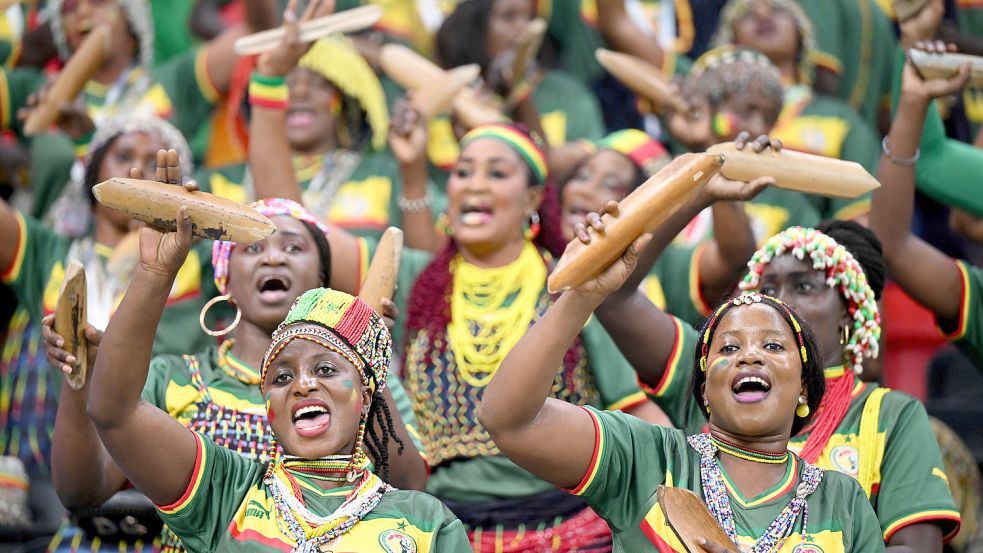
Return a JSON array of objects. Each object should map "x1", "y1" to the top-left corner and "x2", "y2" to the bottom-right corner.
[
  {"x1": 711, "y1": 0, "x2": 816, "y2": 84},
  {"x1": 698, "y1": 292, "x2": 809, "y2": 373},
  {"x1": 261, "y1": 288, "x2": 392, "y2": 396},
  {"x1": 596, "y1": 129, "x2": 670, "y2": 178},
  {"x1": 740, "y1": 226, "x2": 881, "y2": 375},
  {"x1": 46, "y1": 0, "x2": 155, "y2": 73},
  {"x1": 460, "y1": 124, "x2": 548, "y2": 185},
  {"x1": 298, "y1": 37, "x2": 389, "y2": 151},
  {"x1": 211, "y1": 198, "x2": 329, "y2": 295},
  {"x1": 88, "y1": 113, "x2": 194, "y2": 178}
]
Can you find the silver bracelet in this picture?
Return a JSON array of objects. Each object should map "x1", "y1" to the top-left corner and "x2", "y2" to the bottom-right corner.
[
  {"x1": 882, "y1": 136, "x2": 920, "y2": 167},
  {"x1": 397, "y1": 191, "x2": 433, "y2": 213}
]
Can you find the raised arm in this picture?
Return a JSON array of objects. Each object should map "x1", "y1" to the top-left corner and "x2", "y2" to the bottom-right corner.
[
  {"x1": 200, "y1": 0, "x2": 279, "y2": 96},
  {"x1": 870, "y1": 43, "x2": 970, "y2": 321},
  {"x1": 477, "y1": 235, "x2": 651, "y2": 489},
  {"x1": 86, "y1": 153, "x2": 200, "y2": 506},
  {"x1": 596, "y1": 0, "x2": 666, "y2": 69},
  {"x1": 247, "y1": 0, "x2": 365, "y2": 294},
  {"x1": 697, "y1": 197, "x2": 758, "y2": 307},
  {"x1": 389, "y1": 98, "x2": 442, "y2": 254},
  {"x1": 596, "y1": 136, "x2": 773, "y2": 383},
  {"x1": 46, "y1": 317, "x2": 127, "y2": 508}
]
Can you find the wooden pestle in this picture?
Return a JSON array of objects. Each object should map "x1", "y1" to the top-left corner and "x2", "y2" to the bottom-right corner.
[{"x1": 92, "y1": 178, "x2": 276, "y2": 244}]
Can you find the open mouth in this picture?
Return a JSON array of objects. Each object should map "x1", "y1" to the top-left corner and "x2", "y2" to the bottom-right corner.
[
  {"x1": 731, "y1": 372, "x2": 772, "y2": 403},
  {"x1": 292, "y1": 399, "x2": 332, "y2": 437},
  {"x1": 460, "y1": 200, "x2": 493, "y2": 226},
  {"x1": 286, "y1": 107, "x2": 316, "y2": 128},
  {"x1": 257, "y1": 274, "x2": 292, "y2": 303}
]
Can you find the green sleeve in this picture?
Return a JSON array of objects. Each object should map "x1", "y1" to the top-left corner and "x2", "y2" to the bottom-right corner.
[
  {"x1": 545, "y1": 0, "x2": 604, "y2": 84},
  {"x1": 152, "y1": 47, "x2": 219, "y2": 154},
  {"x1": 849, "y1": 479, "x2": 891, "y2": 550},
  {"x1": 876, "y1": 395, "x2": 961, "y2": 542},
  {"x1": 0, "y1": 210, "x2": 71, "y2": 319},
  {"x1": 640, "y1": 316, "x2": 706, "y2": 436},
  {"x1": 568, "y1": 407, "x2": 677, "y2": 531},
  {"x1": 156, "y1": 432, "x2": 264, "y2": 552},
  {"x1": 431, "y1": 517, "x2": 471, "y2": 552},
  {"x1": 141, "y1": 354, "x2": 185, "y2": 411},
  {"x1": 27, "y1": 132, "x2": 76, "y2": 220},
  {"x1": 0, "y1": 67, "x2": 45, "y2": 134},
  {"x1": 580, "y1": 316, "x2": 649, "y2": 411},
  {"x1": 149, "y1": 0, "x2": 196, "y2": 67},
  {"x1": 937, "y1": 260, "x2": 983, "y2": 367},
  {"x1": 652, "y1": 244, "x2": 710, "y2": 328},
  {"x1": 889, "y1": 47, "x2": 983, "y2": 219},
  {"x1": 533, "y1": 71, "x2": 604, "y2": 144}
]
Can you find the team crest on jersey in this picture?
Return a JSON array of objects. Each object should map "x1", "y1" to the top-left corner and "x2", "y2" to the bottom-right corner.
[
  {"x1": 792, "y1": 543, "x2": 825, "y2": 553},
  {"x1": 829, "y1": 445, "x2": 859, "y2": 477},
  {"x1": 379, "y1": 529, "x2": 417, "y2": 553}
]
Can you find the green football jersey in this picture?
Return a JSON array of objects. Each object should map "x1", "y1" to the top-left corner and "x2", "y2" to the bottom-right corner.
[
  {"x1": 569, "y1": 407, "x2": 886, "y2": 552},
  {"x1": 158, "y1": 433, "x2": 470, "y2": 552}
]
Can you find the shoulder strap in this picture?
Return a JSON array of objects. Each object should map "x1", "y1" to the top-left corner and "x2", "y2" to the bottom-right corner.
[{"x1": 857, "y1": 387, "x2": 889, "y2": 498}]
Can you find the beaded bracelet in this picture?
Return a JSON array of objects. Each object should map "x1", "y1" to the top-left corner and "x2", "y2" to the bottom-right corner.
[
  {"x1": 249, "y1": 73, "x2": 288, "y2": 110},
  {"x1": 881, "y1": 136, "x2": 920, "y2": 167},
  {"x1": 397, "y1": 191, "x2": 433, "y2": 213}
]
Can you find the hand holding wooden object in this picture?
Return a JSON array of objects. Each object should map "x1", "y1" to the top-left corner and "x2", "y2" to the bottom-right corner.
[
  {"x1": 55, "y1": 261, "x2": 88, "y2": 390},
  {"x1": 92, "y1": 178, "x2": 276, "y2": 244},
  {"x1": 548, "y1": 153, "x2": 722, "y2": 293},
  {"x1": 658, "y1": 486, "x2": 740, "y2": 553}
]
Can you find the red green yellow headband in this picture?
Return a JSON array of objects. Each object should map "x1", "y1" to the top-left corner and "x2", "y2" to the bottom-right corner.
[
  {"x1": 596, "y1": 129, "x2": 669, "y2": 177},
  {"x1": 460, "y1": 124, "x2": 548, "y2": 185}
]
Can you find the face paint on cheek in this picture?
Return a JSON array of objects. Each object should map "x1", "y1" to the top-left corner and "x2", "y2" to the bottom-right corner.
[
  {"x1": 265, "y1": 392, "x2": 275, "y2": 424},
  {"x1": 708, "y1": 357, "x2": 729, "y2": 374}
]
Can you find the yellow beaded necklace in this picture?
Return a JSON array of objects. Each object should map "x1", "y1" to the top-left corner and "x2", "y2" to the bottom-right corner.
[{"x1": 447, "y1": 241, "x2": 546, "y2": 387}]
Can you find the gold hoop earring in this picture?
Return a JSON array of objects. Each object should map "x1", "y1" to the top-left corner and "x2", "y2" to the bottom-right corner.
[{"x1": 199, "y1": 294, "x2": 241, "y2": 337}]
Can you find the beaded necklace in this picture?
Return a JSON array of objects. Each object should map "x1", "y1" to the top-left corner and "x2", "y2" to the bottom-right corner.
[
  {"x1": 709, "y1": 435, "x2": 789, "y2": 465},
  {"x1": 688, "y1": 433, "x2": 823, "y2": 553},
  {"x1": 217, "y1": 340, "x2": 262, "y2": 385},
  {"x1": 266, "y1": 455, "x2": 393, "y2": 553},
  {"x1": 447, "y1": 241, "x2": 546, "y2": 387}
]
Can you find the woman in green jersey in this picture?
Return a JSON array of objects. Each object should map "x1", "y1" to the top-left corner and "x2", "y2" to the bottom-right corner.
[
  {"x1": 83, "y1": 206, "x2": 468, "y2": 551},
  {"x1": 479, "y1": 243, "x2": 885, "y2": 551}
]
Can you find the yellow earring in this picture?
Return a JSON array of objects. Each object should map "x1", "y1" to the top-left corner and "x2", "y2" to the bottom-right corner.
[
  {"x1": 796, "y1": 397, "x2": 810, "y2": 418},
  {"x1": 704, "y1": 398, "x2": 711, "y2": 415}
]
